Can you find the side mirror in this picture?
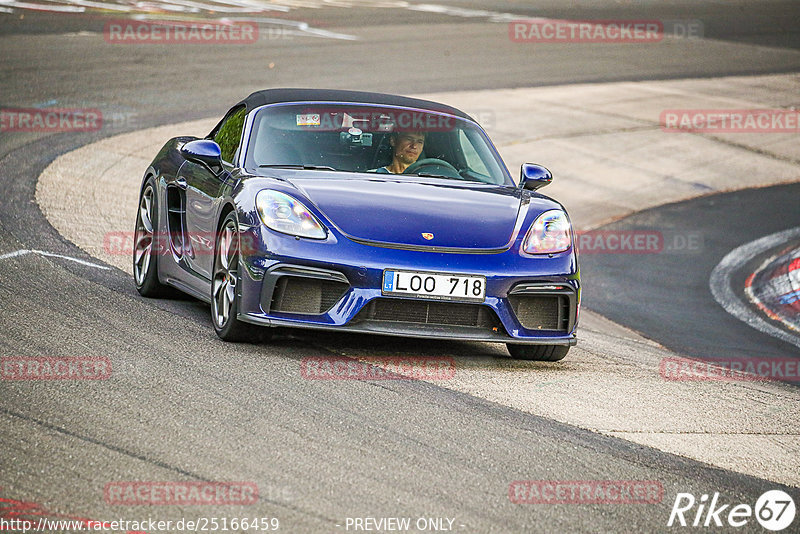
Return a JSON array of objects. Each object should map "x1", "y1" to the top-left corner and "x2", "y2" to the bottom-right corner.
[
  {"x1": 519, "y1": 163, "x2": 553, "y2": 191},
  {"x1": 181, "y1": 139, "x2": 223, "y2": 171}
]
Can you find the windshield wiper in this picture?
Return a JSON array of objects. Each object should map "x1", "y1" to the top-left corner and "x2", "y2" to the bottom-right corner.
[{"x1": 258, "y1": 164, "x2": 336, "y2": 171}]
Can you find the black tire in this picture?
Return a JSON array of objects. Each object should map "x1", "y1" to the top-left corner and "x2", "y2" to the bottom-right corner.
[
  {"x1": 211, "y1": 212, "x2": 268, "y2": 342},
  {"x1": 133, "y1": 177, "x2": 171, "y2": 297},
  {"x1": 507, "y1": 344, "x2": 570, "y2": 361}
]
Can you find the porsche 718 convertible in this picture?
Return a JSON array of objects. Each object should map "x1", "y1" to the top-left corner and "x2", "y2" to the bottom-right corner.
[{"x1": 134, "y1": 89, "x2": 580, "y2": 361}]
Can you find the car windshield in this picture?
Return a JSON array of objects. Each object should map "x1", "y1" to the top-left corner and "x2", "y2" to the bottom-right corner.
[{"x1": 244, "y1": 103, "x2": 512, "y2": 185}]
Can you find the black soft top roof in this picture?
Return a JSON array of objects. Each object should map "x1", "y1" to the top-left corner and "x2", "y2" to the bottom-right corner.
[{"x1": 237, "y1": 88, "x2": 474, "y2": 121}]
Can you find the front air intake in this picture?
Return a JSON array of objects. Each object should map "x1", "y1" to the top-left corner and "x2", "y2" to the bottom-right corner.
[
  {"x1": 508, "y1": 295, "x2": 568, "y2": 331},
  {"x1": 507, "y1": 283, "x2": 576, "y2": 332},
  {"x1": 270, "y1": 277, "x2": 349, "y2": 315},
  {"x1": 354, "y1": 298, "x2": 501, "y2": 329}
]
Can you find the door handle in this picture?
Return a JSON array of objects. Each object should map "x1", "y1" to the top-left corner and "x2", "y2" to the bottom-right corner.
[{"x1": 175, "y1": 177, "x2": 187, "y2": 189}]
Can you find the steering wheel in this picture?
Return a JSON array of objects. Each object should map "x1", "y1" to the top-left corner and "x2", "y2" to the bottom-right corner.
[{"x1": 403, "y1": 158, "x2": 461, "y2": 178}]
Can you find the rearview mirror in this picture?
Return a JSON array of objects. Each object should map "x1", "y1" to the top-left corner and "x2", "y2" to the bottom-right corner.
[
  {"x1": 181, "y1": 139, "x2": 223, "y2": 171},
  {"x1": 519, "y1": 163, "x2": 553, "y2": 191}
]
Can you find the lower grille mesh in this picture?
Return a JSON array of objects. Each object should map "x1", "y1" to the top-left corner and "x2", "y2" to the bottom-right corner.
[{"x1": 355, "y1": 298, "x2": 499, "y2": 329}]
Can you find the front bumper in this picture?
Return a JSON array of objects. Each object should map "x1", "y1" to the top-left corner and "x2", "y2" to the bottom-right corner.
[{"x1": 236, "y1": 224, "x2": 580, "y2": 346}]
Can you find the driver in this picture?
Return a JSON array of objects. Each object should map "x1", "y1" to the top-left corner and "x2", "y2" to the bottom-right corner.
[{"x1": 369, "y1": 131, "x2": 425, "y2": 174}]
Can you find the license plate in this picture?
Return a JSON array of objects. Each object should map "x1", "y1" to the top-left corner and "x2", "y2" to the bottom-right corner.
[{"x1": 382, "y1": 270, "x2": 486, "y2": 302}]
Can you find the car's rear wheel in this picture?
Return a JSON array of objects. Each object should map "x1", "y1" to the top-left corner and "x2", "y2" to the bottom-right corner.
[
  {"x1": 133, "y1": 178, "x2": 170, "y2": 297},
  {"x1": 507, "y1": 344, "x2": 569, "y2": 361},
  {"x1": 212, "y1": 212, "x2": 267, "y2": 342}
]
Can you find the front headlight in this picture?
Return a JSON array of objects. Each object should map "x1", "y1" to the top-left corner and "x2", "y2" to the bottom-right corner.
[
  {"x1": 255, "y1": 190, "x2": 327, "y2": 239},
  {"x1": 522, "y1": 209, "x2": 572, "y2": 254}
]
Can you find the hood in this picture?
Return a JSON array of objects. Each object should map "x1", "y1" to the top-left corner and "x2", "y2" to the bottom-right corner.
[{"x1": 284, "y1": 173, "x2": 523, "y2": 249}]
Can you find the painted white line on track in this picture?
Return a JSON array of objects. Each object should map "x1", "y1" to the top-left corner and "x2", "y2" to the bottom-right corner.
[
  {"x1": 709, "y1": 227, "x2": 800, "y2": 349},
  {"x1": 0, "y1": 249, "x2": 111, "y2": 270},
  {"x1": 405, "y1": 3, "x2": 520, "y2": 22},
  {"x1": 0, "y1": 0, "x2": 531, "y2": 25},
  {"x1": 245, "y1": 17, "x2": 358, "y2": 40},
  {"x1": 0, "y1": 250, "x2": 31, "y2": 261},
  {"x1": 146, "y1": 0, "x2": 263, "y2": 13},
  {"x1": 61, "y1": 0, "x2": 131, "y2": 11},
  {"x1": 0, "y1": 0, "x2": 84, "y2": 12}
]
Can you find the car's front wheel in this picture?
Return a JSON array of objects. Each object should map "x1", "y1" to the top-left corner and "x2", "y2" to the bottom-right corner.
[
  {"x1": 133, "y1": 177, "x2": 171, "y2": 297},
  {"x1": 507, "y1": 344, "x2": 569, "y2": 361},
  {"x1": 212, "y1": 212, "x2": 267, "y2": 342}
]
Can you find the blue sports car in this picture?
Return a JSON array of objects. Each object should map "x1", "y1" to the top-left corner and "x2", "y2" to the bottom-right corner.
[{"x1": 134, "y1": 89, "x2": 580, "y2": 361}]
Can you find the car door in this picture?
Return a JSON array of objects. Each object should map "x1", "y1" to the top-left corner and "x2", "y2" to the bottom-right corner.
[{"x1": 181, "y1": 105, "x2": 246, "y2": 280}]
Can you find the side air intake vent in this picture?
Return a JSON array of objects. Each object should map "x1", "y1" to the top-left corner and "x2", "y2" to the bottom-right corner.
[
  {"x1": 507, "y1": 283, "x2": 576, "y2": 332},
  {"x1": 271, "y1": 277, "x2": 349, "y2": 315}
]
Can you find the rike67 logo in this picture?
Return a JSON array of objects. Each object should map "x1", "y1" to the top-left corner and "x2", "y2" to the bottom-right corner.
[{"x1": 668, "y1": 490, "x2": 796, "y2": 531}]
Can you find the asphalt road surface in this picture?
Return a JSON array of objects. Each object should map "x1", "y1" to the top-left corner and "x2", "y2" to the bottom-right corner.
[
  {"x1": 1, "y1": 1, "x2": 799, "y2": 532},
  {"x1": 581, "y1": 183, "x2": 800, "y2": 362}
]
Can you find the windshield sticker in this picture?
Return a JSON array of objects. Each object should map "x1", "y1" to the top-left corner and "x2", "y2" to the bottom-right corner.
[{"x1": 296, "y1": 113, "x2": 321, "y2": 126}]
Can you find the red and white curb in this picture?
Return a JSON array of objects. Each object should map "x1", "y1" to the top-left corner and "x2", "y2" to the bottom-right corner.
[
  {"x1": 746, "y1": 245, "x2": 800, "y2": 334},
  {"x1": 710, "y1": 227, "x2": 800, "y2": 349}
]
